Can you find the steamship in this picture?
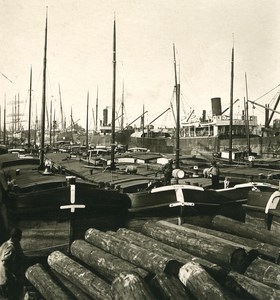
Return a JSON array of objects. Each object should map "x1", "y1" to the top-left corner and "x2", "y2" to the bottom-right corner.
[{"x1": 129, "y1": 97, "x2": 280, "y2": 159}]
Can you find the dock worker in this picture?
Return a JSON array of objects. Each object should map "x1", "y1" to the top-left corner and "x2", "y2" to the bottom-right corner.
[
  {"x1": 209, "y1": 161, "x2": 220, "y2": 189},
  {"x1": 163, "y1": 159, "x2": 173, "y2": 185},
  {"x1": 0, "y1": 228, "x2": 25, "y2": 299}
]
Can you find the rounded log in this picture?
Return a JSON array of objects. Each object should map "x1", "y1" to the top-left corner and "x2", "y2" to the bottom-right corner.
[
  {"x1": 179, "y1": 262, "x2": 226, "y2": 300},
  {"x1": 212, "y1": 215, "x2": 280, "y2": 247},
  {"x1": 150, "y1": 273, "x2": 192, "y2": 300},
  {"x1": 113, "y1": 228, "x2": 225, "y2": 279},
  {"x1": 181, "y1": 222, "x2": 279, "y2": 262},
  {"x1": 225, "y1": 271, "x2": 280, "y2": 299},
  {"x1": 48, "y1": 251, "x2": 112, "y2": 300},
  {"x1": 85, "y1": 228, "x2": 180, "y2": 275},
  {"x1": 142, "y1": 221, "x2": 250, "y2": 272},
  {"x1": 111, "y1": 272, "x2": 156, "y2": 300},
  {"x1": 25, "y1": 263, "x2": 71, "y2": 300},
  {"x1": 245, "y1": 257, "x2": 280, "y2": 289},
  {"x1": 71, "y1": 240, "x2": 149, "y2": 282}
]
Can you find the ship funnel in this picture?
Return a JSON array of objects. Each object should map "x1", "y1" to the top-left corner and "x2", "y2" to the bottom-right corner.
[
  {"x1": 211, "y1": 97, "x2": 222, "y2": 116},
  {"x1": 103, "y1": 108, "x2": 108, "y2": 126},
  {"x1": 202, "y1": 110, "x2": 206, "y2": 122}
]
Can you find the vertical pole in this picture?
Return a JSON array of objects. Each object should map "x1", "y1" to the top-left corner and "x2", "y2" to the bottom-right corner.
[
  {"x1": 229, "y1": 46, "x2": 234, "y2": 164},
  {"x1": 28, "y1": 67, "x2": 32, "y2": 148},
  {"x1": 40, "y1": 8, "x2": 48, "y2": 168},
  {"x1": 110, "y1": 18, "x2": 116, "y2": 170},
  {"x1": 86, "y1": 91, "x2": 89, "y2": 150}
]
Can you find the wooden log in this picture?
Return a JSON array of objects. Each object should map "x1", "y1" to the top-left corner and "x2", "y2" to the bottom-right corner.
[
  {"x1": 111, "y1": 272, "x2": 156, "y2": 300},
  {"x1": 180, "y1": 221, "x2": 279, "y2": 262},
  {"x1": 112, "y1": 228, "x2": 225, "y2": 280},
  {"x1": 85, "y1": 228, "x2": 181, "y2": 275},
  {"x1": 212, "y1": 215, "x2": 280, "y2": 247},
  {"x1": 150, "y1": 273, "x2": 192, "y2": 300},
  {"x1": 51, "y1": 269, "x2": 92, "y2": 300},
  {"x1": 25, "y1": 263, "x2": 71, "y2": 300},
  {"x1": 225, "y1": 271, "x2": 280, "y2": 300},
  {"x1": 142, "y1": 221, "x2": 250, "y2": 273},
  {"x1": 71, "y1": 239, "x2": 149, "y2": 282},
  {"x1": 179, "y1": 262, "x2": 227, "y2": 300},
  {"x1": 48, "y1": 251, "x2": 112, "y2": 300},
  {"x1": 245, "y1": 257, "x2": 280, "y2": 289}
]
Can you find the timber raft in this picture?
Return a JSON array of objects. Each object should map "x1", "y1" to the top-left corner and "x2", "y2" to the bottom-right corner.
[{"x1": 24, "y1": 216, "x2": 280, "y2": 299}]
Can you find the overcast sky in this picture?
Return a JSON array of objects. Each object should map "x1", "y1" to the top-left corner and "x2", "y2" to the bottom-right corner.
[{"x1": 1, "y1": 0, "x2": 280, "y2": 130}]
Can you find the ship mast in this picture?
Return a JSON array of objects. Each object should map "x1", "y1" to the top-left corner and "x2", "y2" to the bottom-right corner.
[
  {"x1": 229, "y1": 43, "x2": 234, "y2": 164},
  {"x1": 86, "y1": 91, "x2": 89, "y2": 150},
  {"x1": 110, "y1": 17, "x2": 116, "y2": 170},
  {"x1": 173, "y1": 44, "x2": 180, "y2": 169},
  {"x1": 28, "y1": 67, "x2": 32, "y2": 148},
  {"x1": 95, "y1": 86, "x2": 98, "y2": 132},
  {"x1": 245, "y1": 73, "x2": 251, "y2": 155},
  {"x1": 40, "y1": 8, "x2": 48, "y2": 167}
]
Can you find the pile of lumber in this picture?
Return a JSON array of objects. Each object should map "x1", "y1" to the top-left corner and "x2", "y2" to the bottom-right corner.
[{"x1": 24, "y1": 216, "x2": 280, "y2": 299}]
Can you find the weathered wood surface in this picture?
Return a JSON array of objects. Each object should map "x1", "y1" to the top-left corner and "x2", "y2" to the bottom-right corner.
[
  {"x1": 51, "y1": 269, "x2": 92, "y2": 300},
  {"x1": 212, "y1": 215, "x2": 280, "y2": 247},
  {"x1": 111, "y1": 272, "x2": 156, "y2": 300},
  {"x1": 179, "y1": 262, "x2": 226, "y2": 300},
  {"x1": 48, "y1": 250, "x2": 112, "y2": 300},
  {"x1": 180, "y1": 221, "x2": 279, "y2": 262},
  {"x1": 111, "y1": 228, "x2": 225, "y2": 279},
  {"x1": 150, "y1": 273, "x2": 192, "y2": 300},
  {"x1": 71, "y1": 239, "x2": 149, "y2": 282},
  {"x1": 225, "y1": 271, "x2": 280, "y2": 300},
  {"x1": 85, "y1": 228, "x2": 181, "y2": 275},
  {"x1": 142, "y1": 221, "x2": 250, "y2": 272},
  {"x1": 25, "y1": 263, "x2": 71, "y2": 300},
  {"x1": 244, "y1": 257, "x2": 280, "y2": 289}
]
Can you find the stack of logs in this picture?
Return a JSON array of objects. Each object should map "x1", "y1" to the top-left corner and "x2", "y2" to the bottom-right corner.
[{"x1": 25, "y1": 216, "x2": 280, "y2": 299}]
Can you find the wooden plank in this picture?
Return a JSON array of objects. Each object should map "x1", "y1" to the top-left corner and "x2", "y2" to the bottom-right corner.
[{"x1": 48, "y1": 251, "x2": 112, "y2": 300}]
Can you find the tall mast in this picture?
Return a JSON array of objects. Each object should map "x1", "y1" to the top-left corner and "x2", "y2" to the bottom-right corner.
[
  {"x1": 3, "y1": 95, "x2": 6, "y2": 145},
  {"x1": 121, "y1": 81, "x2": 124, "y2": 130},
  {"x1": 86, "y1": 91, "x2": 89, "y2": 150},
  {"x1": 49, "y1": 100, "x2": 52, "y2": 146},
  {"x1": 173, "y1": 44, "x2": 180, "y2": 169},
  {"x1": 229, "y1": 43, "x2": 234, "y2": 164},
  {"x1": 141, "y1": 104, "x2": 145, "y2": 146},
  {"x1": 28, "y1": 67, "x2": 32, "y2": 148},
  {"x1": 40, "y1": 8, "x2": 48, "y2": 167},
  {"x1": 58, "y1": 83, "x2": 64, "y2": 131},
  {"x1": 110, "y1": 17, "x2": 116, "y2": 170},
  {"x1": 95, "y1": 86, "x2": 98, "y2": 132},
  {"x1": 245, "y1": 73, "x2": 250, "y2": 155}
]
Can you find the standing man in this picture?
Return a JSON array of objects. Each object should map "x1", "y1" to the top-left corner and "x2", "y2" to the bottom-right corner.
[
  {"x1": 210, "y1": 161, "x2": 220, "y2": 189},
  {"x1": 0, "y1": 228, "x2": 24, "y2": 299}
]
